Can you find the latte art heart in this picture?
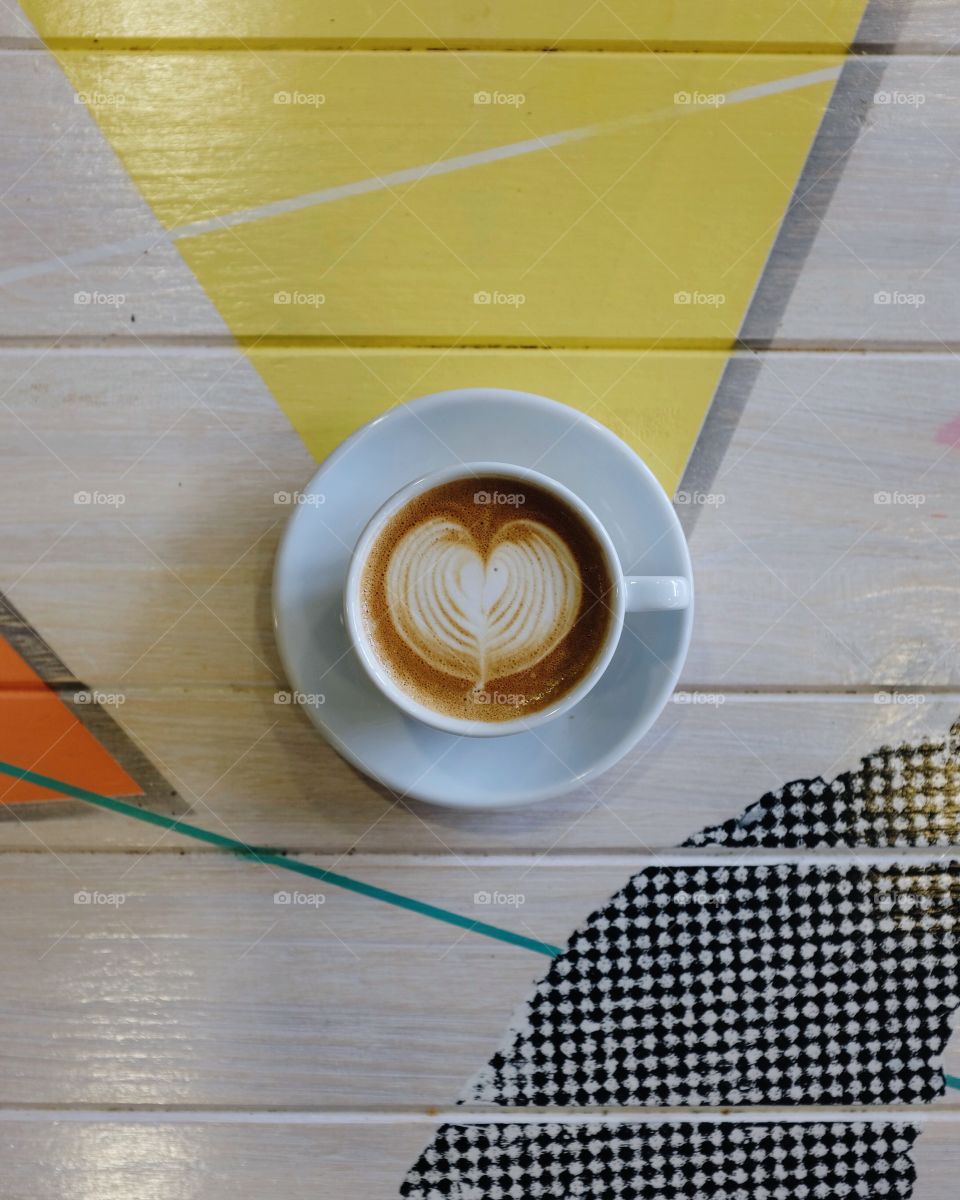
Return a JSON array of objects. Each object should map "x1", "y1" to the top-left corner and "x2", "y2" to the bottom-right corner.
[{"x1": 385, "y1": 517, "x2": 581, "y2": 685}]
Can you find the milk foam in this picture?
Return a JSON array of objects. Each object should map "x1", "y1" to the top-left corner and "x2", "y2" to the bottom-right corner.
[{"x1": 385, "y1": 516, "x2": 581, "y2": 685}]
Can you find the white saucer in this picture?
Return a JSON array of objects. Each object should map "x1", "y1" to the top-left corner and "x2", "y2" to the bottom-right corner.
[{"x1": 272, "y1": 389, "x2": 693, "y2": 809}]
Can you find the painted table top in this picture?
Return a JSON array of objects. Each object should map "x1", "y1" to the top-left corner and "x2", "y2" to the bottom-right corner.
[{"x1": 0, "y1": 1, "x2": 958, "y2": 1196}]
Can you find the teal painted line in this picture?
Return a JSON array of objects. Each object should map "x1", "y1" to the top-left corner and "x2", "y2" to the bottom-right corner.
[
  {"x1": 0, "y1": 760, "x2": 561, "y2": 959},
  {"x1": 946, "y1": 1074, "x2": 960, "y2": 1092}
]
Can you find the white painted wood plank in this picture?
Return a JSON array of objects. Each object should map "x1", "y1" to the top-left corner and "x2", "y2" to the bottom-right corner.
[
  {"x1": 0, "y1": 53, "x2": 227, "y2": 338},
  {"x1": 0, "y1": 690, "x2": 957, "y2": 853},
  {"x1": 0, "y1": 1118, "x2": 955, "y2": 1200},
  {"x1": 0, "y1": 54, "x2": 958, "y2": 345},
  {"x1": 1, "y1": 349, "x2": 958, "y2": 694},
  {"x1": 683, "y1": 350, "x2": 960, "y2": 686},
  {"x1": 749, "y1": 55, "x2": 960, "y2": 348},
  {"x1": 858, "y1": 1, "x2": 960, "y2": 51},
  {"x1": 0, "y1": 1120, "x2": 434, "y2": 1200},
  {"x1": 0, "y1": 855, "x2": 620, "y2": 1106},
  {"x1": 0, "y1": 854, "x2": 955, "y2": 1107}
]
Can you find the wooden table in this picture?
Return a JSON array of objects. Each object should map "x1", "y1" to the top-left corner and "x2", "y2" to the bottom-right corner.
[{"x1": 0, "y1": 1, "x2": 958, "y2": 1196}]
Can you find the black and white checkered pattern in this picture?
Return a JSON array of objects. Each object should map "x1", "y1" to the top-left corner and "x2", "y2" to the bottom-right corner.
[
  {"x1": 401, "y1": 1121, "x2": 919, "y2": 1200},
  {"x1": 465, "y1": 863, "x2": 958, "y2": 1109},
  {"x1": 400, "y1": 723, "x2": 960, "y2": 1199},
  {"x1": 687, "y1": 725, "x2": 960, "y2": 849}
]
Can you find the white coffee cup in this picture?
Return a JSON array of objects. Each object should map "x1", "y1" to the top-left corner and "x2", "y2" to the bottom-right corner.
[{"x1": 343, "y1": 461, "x2": 690, "y2": 738}]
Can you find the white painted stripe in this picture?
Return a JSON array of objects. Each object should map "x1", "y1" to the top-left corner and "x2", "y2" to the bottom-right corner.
[
  {"x1": 718, "y1": 67, "x2": 843, "y2": 104},
  {"x1": 0, "y1": 1103, "x2": 952, "y2": 1125},
  {"x1": 0, "y1": 65, "x2": 841, "y2": 287}
]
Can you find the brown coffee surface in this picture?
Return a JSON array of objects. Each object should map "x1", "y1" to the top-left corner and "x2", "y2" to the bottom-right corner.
[{"x1": 359, "y1": 475, "x2": 614, "y2": 723}]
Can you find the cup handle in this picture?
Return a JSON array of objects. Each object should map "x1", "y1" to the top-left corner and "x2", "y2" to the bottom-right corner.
[{"x1": 623, "y1": 576, "x2": 690, "y2": 612}]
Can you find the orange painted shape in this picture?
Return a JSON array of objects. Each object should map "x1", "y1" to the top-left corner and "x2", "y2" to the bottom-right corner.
[
  {"x1": 0, "y1": 637, "x2": 47, "y2": 688},
  {"x1": 0, "y1": 637, "x2": 142, "y2": 804}
]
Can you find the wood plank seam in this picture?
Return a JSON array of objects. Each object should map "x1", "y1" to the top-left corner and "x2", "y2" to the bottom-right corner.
[{"x1": 0, "y1": 1104, "x2": 957, "y2": 1124}]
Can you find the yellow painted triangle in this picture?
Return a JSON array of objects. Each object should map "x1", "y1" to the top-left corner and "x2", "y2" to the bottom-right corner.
[
  {"x1": 23, "y1": 2, "x2": 867, "y2": 494},
  {"x1": 17, "y1": 2, "x2": 871, "y2": 50}
]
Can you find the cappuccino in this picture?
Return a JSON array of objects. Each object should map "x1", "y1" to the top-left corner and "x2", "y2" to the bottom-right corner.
[{"x1": 359, "y1": 474, "x2": 613, "y2": 722}]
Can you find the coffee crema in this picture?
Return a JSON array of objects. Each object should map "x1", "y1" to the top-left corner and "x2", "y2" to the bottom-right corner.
[{"x1": 359, "y1": 475, "x2": 614, "y2": 722}]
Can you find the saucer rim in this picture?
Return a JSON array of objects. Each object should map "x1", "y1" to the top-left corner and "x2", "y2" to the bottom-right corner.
[{"x1": 272, "y1": 387, "x2": 694, "y2": 809}]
